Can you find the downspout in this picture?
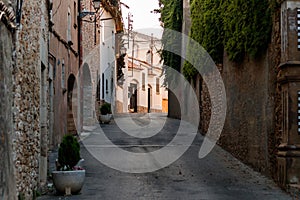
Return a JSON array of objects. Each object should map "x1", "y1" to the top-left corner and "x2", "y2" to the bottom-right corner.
[{"x1": 78, "y1": 0, "x2": 83, "y2": 132}]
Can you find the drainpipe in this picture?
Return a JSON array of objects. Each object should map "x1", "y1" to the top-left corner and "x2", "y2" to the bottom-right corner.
[{"x1": 78, "y1": 0, "x2": 83, "y2": 132}]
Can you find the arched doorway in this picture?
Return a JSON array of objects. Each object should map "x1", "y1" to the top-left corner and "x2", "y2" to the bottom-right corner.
[
  {"x1": 82, "y1": 63, "x2": 93, "y2": 125},
  {"x1": 67, "y1": 74, "x2": 77, "y2": 135}
]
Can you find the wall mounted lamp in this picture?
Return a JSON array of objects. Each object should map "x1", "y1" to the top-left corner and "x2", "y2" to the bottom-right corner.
[
  {"x1": 79, "y1": 0, "x2": 101, "y2": 18},
  {"x1": 79, "y1": 0, "x2": 103, "y2": 45}
]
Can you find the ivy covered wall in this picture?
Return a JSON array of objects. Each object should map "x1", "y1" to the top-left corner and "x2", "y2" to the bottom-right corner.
[
  {"x1": 183, "y1": 0, "x2": 273, "y2": 79},
  {"x1": 159, "y1": 0, "x2": 285, "y2": 180},
  {"x1": 159, "y1": 0, "x2": 183, "y2": 84}
]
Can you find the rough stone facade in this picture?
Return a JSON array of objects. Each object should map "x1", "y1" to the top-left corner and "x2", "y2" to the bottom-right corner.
[
  {"x1": 269, "y1": 8, "x2": 282, "y2": 181},
  {"x1": 0, "y1": 0, "x2": 17, "y2": 198},
  {"x1": 276, "y1": 1, "x2": 300, "y2": 189},
  {"x1": 12, "y1": 0, "x2": 49, "y2": 198}
]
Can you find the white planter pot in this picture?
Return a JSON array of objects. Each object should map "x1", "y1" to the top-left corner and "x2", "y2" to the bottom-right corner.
[
  {"x1": 100, "y1": 114, "x2": 112, "y2": 124},
  {"x1": 52, "y1": 170, "x2": 85, "y2": 195}
]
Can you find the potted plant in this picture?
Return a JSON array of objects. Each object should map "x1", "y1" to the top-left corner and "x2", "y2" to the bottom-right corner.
[
  {"x1": 52, "y1": 134, "x2": 85, "y2": 195},
  {"x1": 99, "y1": 102, "x2": 112, "y2": 124}
]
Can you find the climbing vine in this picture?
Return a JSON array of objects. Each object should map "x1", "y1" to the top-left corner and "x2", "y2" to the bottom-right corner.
[
  {"x1": 183, "y1": 0, "x2": 224, "y2": 79},
  {"x1": 159, "y1": 0, "x2": 183, "y2": 85},
  {"x1": 183, "y1": 0, "x2": 273, "y2": 79},
  {"x1": 223, "y1": 0, "x2": 271, "y2": 61}
]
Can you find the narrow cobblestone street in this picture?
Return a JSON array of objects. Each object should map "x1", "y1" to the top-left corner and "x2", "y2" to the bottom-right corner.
[{"x1": 39, "y1": 114, "x2": 291, "y2": 199}]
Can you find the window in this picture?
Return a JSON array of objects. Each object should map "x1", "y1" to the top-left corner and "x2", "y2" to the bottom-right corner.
[
  {"x1": 73, "y1": 2, "x2": 77, "y2": 29},
  {"x1": 156, "y1": 78, "x2": 160, "y2": 94},
  {"x1": 142, "y1": 73, "x2": 145, "y2": 91},
  {"x1": 102, "y1": 73, "x2": 104, "y2": 98},
  {"x1": 61, "y1": 59, "x2": 65, "y2": 89},
  {"x1": 111, "y1": 78, "x2": 113, "y2": 94},
  {"x1": 106, "y1": 79, "x2": 108, "y2": 94},
  {"x1": 112, "y1": 31, "x2": 115, "y2": 48},
  {"x1": 146, "y1": 50, "x2": 151, "y2": 64},
  {"x1": 96, "y1": 80, "x2": 100, "y2": 101},
  {"x1": 67, "y1": 7, "x2": 71, "y2": 41}
]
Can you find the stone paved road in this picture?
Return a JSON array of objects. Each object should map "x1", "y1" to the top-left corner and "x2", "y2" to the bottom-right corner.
[{"x1": 38, "y1": 113, "x2": 292, "y2": 200}]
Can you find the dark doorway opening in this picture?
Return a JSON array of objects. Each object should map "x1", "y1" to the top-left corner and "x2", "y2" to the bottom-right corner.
[
  {"x1": 129, "y1": 83, "x2": 137, "y2": 112},
  {"x1": 67, "y1": 74, "x2": 77, "y2": 135},
  {"x1": 148, "y1": 85, "x2": 152, "y2": 113}
]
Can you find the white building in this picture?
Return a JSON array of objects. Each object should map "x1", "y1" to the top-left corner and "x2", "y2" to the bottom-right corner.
[
  {"x1": 99, "y1": 9, "x2": 117, "y2": 105},
  {"x1": 115, "y1": 31, "x2": 168, "y2": 113}
]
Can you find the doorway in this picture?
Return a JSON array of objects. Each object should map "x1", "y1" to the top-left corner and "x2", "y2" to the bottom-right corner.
[
  {"x1": 67, "y1": 74, "x2": 77, "y2": 135},
  {"x1": 129, "y1": 83, "x2": 137, "y2": 112},
  {"x1": 148, "y1": 85, "x2": 152, "y2": 113}
]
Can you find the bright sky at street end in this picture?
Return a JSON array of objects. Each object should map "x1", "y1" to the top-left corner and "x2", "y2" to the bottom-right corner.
[{"x1": 120, "y1": 0, "x2": 163, "y2": 38}]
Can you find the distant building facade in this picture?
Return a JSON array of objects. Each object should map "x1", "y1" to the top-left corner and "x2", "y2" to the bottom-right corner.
[
  {"x1": 115, "y1": 32, "x2": 168, "y2": 113},
  {"x1": 96, "y1": 0, "x2": 123, "y2": 113}
]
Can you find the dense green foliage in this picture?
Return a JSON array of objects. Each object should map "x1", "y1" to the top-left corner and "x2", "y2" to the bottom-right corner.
[
  {"x1": 159, "y1": 0, "x2": 183, "y2": 85},
  {"x1": 100, "y1": 102, "x2": 112, "y2": 115},
  {"x1": 223, "y1": 0, "x2": 271, "y2": 61},
  {"x1": 183, "y1": 0, "x2": 225, "y2": 79},
  {"x1": 182, "y1": 0, "x2": 272, "y2": 79},
  {"x1": 159, "y1": 0, "x2": 273, "y2": 80},
  {"x1": 116, "y1": 34, "x2": 125, "y2": 85},
  {"x1": 58, "y1": 135, "x2": 80, "y2": 170}
]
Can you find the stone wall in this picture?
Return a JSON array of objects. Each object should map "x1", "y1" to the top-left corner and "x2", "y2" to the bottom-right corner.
[
  {"x1": 80, "y1": 0, "x2": 100, "y2": 126},
  {"x1": 197, "y1": 8, "x2": 282, "y2": 179},
  {"x1": 13, "y1": 0, "x2": 49, "y2": 198},
  {"x1": 0, "y1": 0, "x2": 17, "y2": 198},
  {"x1": 219, "y1": 52, "x2": 274, "y2": 174},
  {"x1": 81, "y1": 0, "x2": 100, "y2": 58},
  {"x1": 269, "y1": 9, "x2": 282, "y2": 180}
]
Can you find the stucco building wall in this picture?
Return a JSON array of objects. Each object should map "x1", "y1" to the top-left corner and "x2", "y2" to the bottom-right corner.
[{"x1": 49, "y1": 0, "x2": 80, "y2": 146}]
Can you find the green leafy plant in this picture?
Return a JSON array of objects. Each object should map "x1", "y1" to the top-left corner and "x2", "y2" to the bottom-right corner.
[
  {"x1": 159, "y1": 0, "x2": 273, "y2": 80},
  {"x1": 100, "y1": 102, "x2": 112, "y2": 115},
  {"x1": 223, "y1": 0, "x2": 272, "y2": 62},
  {"x1": 159, "y1": 0, "x2": 183, "y2": 86},
  {"x1": 58, "y1": 135, "x2": 80, "y2": 171}
]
